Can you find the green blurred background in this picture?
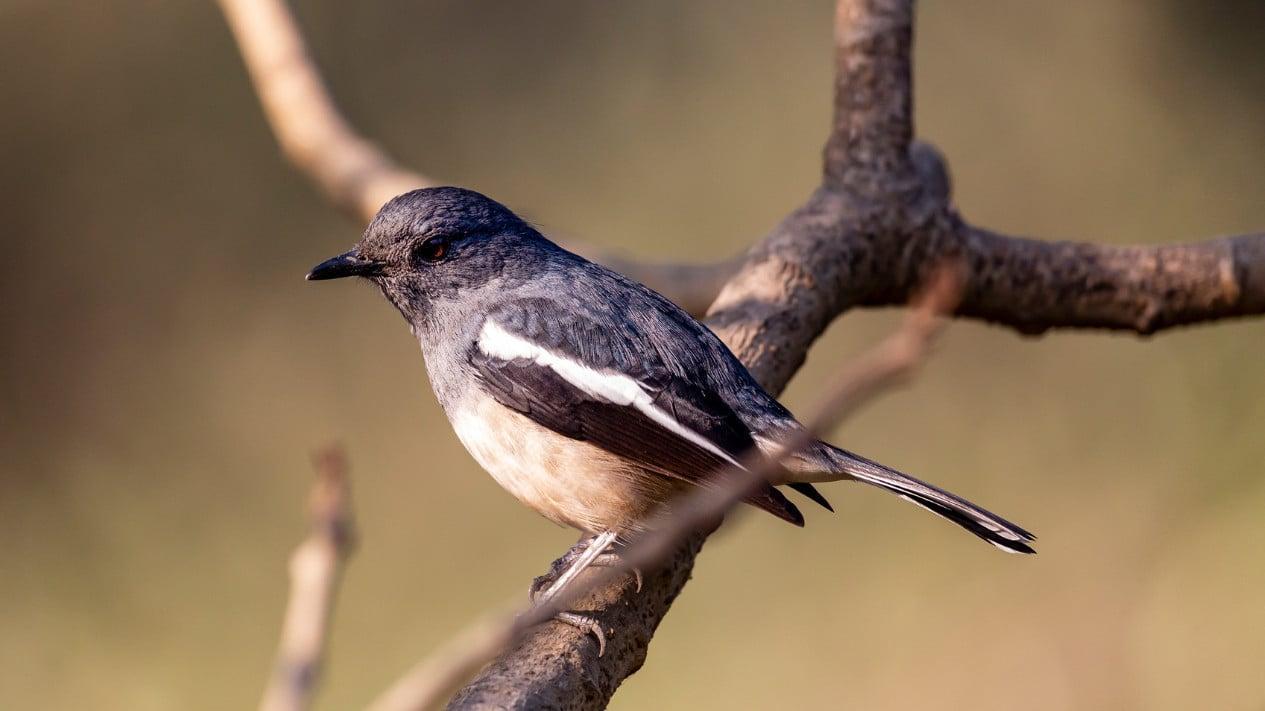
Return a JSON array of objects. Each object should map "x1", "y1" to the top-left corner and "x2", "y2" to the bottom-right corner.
[{"x1": 3, "y1": 1, "x2": 1263, "y2": 709}]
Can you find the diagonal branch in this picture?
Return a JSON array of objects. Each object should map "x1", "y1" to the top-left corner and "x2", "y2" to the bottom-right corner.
[
  {"x1": 216, "y1": 0, "x2": 735, "y2": 316},
  {"x1": 217, "y1": 0, "x2": 430, "y2": 221}
]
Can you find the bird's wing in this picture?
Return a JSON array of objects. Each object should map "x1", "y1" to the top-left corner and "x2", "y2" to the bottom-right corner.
[{"x1": 467, "y1": 308, "x2": 806, "y2": 526}]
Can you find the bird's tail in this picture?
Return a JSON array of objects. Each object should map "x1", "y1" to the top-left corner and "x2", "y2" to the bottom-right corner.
[{"x1": 788, "y1": 441, "x2": 1036, "y2": 554}]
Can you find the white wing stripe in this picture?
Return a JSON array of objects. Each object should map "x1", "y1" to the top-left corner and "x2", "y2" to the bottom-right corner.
[{"x1": 478, "y1": 320, "x2": 743, "y2": 468}]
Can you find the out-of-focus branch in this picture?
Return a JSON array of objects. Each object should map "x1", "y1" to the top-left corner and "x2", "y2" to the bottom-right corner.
[
  {"x1": 259, "y1": 446, "x2": 355, "y2": 711},
  {"x1": 218, "y1": 0, "x2": 429, "y2": 221},
  {"x1": 216, "y1": 0, "x2": 733, "y2": 316},
  {"x1": 368, "y1": 267, "x2": 961, "y2": 711}
]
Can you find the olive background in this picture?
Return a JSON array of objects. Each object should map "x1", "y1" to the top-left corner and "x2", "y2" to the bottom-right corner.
[{"x1": 2, "y1": 1, "x2": 1263, "y2": 709}]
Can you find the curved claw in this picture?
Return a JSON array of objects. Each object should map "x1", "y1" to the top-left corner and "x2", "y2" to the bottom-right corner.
[{"x1": 555, "y1": 611, "x2": 607, "y2": 657}]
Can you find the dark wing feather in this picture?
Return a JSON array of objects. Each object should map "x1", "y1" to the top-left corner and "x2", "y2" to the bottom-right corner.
[{"x1": 470, "y1": 346, "x2": 806, "y2": 526}]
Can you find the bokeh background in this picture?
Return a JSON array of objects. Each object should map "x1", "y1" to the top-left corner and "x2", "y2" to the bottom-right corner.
[{"x1": 3, "y1": 1, "x2": 1264, "y2": 709}]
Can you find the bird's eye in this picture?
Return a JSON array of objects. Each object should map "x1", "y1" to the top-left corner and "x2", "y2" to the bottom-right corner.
[{"x1": 414, "y1": 236, "x2": 450, "y2": 263}]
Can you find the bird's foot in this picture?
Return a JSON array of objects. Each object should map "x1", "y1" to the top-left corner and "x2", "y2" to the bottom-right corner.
[
  {"x1": 553, "y1": 611, "x2": 607, "y2": 657},
  {"x1": 523, "y1": 531, "x2": 641, "y2": 657}
]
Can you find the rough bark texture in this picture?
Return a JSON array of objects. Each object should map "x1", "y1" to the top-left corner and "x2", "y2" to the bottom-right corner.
[{"x1": 446, "y1": 1, "x2": 1265, "y2": 708}]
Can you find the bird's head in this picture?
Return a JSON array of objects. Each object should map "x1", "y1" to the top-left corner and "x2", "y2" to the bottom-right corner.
[{"x1": 307, "y1": 187, "x2": 550, "y2": 324}]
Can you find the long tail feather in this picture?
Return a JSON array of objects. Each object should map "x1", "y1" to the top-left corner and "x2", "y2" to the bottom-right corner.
[{"x1": 814, "y1": 444, "x2": 1036, "y2": 554}]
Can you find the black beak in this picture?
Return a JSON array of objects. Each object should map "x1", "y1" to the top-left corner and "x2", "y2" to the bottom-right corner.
[{"x1": 306, "y1": 250, "x2": 384, "y2": 281}]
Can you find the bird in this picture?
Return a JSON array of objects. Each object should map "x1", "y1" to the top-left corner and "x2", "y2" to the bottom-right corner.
[{"x1": 308, "y1": 187, "x2": 1035, "y2": 647}]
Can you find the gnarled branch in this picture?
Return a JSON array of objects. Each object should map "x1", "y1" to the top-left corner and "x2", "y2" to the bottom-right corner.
[{"x1": 953, "y1": 222, "x2": 1265, "y2": 335}]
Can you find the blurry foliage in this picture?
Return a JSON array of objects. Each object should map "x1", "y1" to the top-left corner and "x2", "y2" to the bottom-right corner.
[{"x1": 1, "y1": 1, "x2": 1263, "y2": 709}]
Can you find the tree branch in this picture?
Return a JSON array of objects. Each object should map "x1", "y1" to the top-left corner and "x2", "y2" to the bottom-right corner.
[
  {"x1": 953, "y1": 222, "x2": 1265, "y2": 335},
  {"x1": 217, "y1": 0, "x2": 429, "y2": 221},
  {"x1": 825, "y1": 0, "x2": 916, "y2": 191},
  {"x1": 259, "y1": 446, "x2": 355, "y2": 711},
  {"x1": 216, "y1": 0, "x2": 733, "y2": 316}
]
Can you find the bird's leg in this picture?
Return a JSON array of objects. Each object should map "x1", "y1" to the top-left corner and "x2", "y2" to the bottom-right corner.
[
  {"x1": 529, "y1": 536, "x2": 642, "y2": 601},
  {"x1": 526, "y1": 530, "x2": 620, "y2": 656},
  {"x1": 528, "y1": 535, "x2": 596, "y2": 601}
]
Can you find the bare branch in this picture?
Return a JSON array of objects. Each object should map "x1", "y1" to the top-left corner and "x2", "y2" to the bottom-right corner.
[
  {"x1": 216, "y1": 0, "x2": 733, "y2": 316},
  {"x1": 368, "y1": 267, "x2": 959, "y2": 711},
  {"x1": 217, "y1": 0, "x2": 429, "y2": 221},
  {"x1": 824, "y1": 0, "x2": 917, "y2": 190},
  {"x1": 954, "y1": 223, "x2": 1265, "y2": 335},
  {"x1": 259, "y1": 446, "x2": 355, "y2": 711}
]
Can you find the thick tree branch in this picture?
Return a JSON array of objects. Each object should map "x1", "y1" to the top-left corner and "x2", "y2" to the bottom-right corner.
[
  {"x1": 259, "y1": 446, "x2": 355, "y2": 711},
  {"x1": 825, "y1": 0, "x2": 916, "y2": 191},
  {"x1": 952, "y1": 223, "x2": 1265, "y2": 335}
]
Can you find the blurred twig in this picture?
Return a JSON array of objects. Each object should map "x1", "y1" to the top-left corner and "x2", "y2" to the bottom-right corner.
[
  {"x1": 217, "y1": 0, "x2": 428, "y2": 221},
  {"x1": 215, "y1": 0, "x2": 736, "y2": 316},
  {"x1": 259, "y1": 446, "x2": 355, "y2": 711},
  {"x1": 371, "y1": 265, "x2": 961, "y2": 711}
]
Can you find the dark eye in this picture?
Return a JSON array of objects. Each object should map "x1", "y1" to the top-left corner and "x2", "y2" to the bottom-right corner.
[{"x1": 414, "y1": 236, "x2": 450, "y2": 263}]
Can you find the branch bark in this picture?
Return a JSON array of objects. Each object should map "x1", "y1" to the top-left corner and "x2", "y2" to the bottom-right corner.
[{"x1": 953, "y1": 222, "x2": 1265, "y2": 335}]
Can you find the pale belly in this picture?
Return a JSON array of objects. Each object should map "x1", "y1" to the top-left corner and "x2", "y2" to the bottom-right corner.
[{"x1": 448, "y1": 392, "x2": 677, "y2": 533}]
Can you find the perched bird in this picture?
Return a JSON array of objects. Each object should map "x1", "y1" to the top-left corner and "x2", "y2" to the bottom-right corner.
[{"x1": 309, "y1": 187, "x2": 1034, "y2": 643}]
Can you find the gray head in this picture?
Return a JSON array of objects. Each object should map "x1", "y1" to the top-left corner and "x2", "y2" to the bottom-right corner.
[{"x1": 308, "y1": 187, "x2": 556, "y2": 324}]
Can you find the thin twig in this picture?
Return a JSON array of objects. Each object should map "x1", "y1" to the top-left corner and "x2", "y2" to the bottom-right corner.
[
  {"x1": 259, "y1": 446, "x2": 356, "y2": 711},
  {"x1": 368, "y1": 265, "x2": 962, "y2": 711}
]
